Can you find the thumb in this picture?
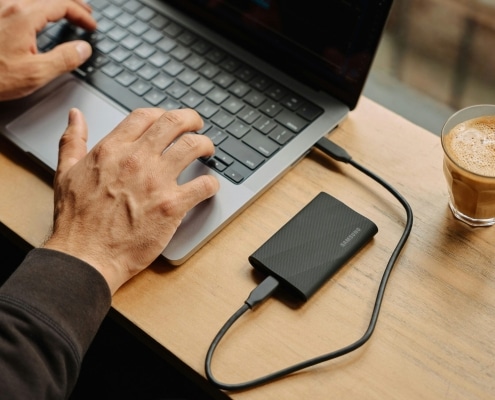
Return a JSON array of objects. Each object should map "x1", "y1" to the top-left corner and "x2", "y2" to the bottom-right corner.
[
  {"x1": 37, "y1": 40, "x2": 92, "y2": 81},
  {"x1": 57, "y1": 108, "x2": 89, "y2": 177}
]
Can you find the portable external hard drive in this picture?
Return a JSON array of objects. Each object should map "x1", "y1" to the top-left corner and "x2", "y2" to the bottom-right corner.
[{"x1": 249, "y1": 192, "x2": 378, "y2": 301}]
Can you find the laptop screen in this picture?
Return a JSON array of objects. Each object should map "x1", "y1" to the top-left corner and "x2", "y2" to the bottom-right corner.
[{"x1": 164, "y1": 0, "x2": 393, "y2": 109}]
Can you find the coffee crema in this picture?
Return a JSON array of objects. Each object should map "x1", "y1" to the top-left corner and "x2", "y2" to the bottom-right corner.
[{"x1": 442, "y1": 116, "x2": 495, "y2": 177}]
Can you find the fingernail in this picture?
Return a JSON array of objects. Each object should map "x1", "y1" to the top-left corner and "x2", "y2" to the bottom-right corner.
[
  {"x1": 68, "y1": 108, "x2": 81, "y2": 125},
  {"x1": 75, "y1": 41, "x2": 92, "y2": 62}
]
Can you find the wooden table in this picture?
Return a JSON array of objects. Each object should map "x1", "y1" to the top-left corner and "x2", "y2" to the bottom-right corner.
[{"x1": 1, "y1": 97, "x2": 493, "y2": 399}]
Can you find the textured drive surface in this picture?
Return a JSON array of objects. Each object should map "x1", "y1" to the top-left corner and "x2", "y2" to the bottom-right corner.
[{"x1": 249, "y1": 192, "x2": 378, "y2": 300}]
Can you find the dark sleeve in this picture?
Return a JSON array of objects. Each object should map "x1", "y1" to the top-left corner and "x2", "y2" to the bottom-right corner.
[{"x1": 0, "y1": 248, "x2": 112, "y2": 400}]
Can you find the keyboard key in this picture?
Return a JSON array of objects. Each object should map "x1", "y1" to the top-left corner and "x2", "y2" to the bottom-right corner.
[
  {"x1": 116, "y1": 70, "x2": 137, "y2": 86},
  {"x1": 129, "y1": 20, "x2": 148, "y2": 36},
  {"x1": 200, "y1": 63, "x2": 221, "y2": 79},
  {"x1": 223, "y1": 167, "x2": 245, "y2": 183},
  {"x1": 164, "y1": 22, "x2": 183, "y2": 37},
  {"x1": 214, "y1": 72, "x2": 236, "y2": 89},
  {"x1": 214, "y1": 150, "x2": 234, "y2": 166},
  {"x1": 222, "y1": 98, "x2": 244, "y2": 114},
  {"x1": 253, "y1": 116, "x2": 277, "y2": 134},
  {"x1": 297, "y1": 103, "x2": 323, "y2": 121},
  {"x1": 135, "y1": 43, "x2": 155, "y2": 58},
  {"x1": 242, "y1": 131, "x2": 280, "y2": 157},
  {"x1": 101, "y1": 62, "x2": 123, "y2": 77},
  {"x1": 204, "y1": 128, "x2": 228, "y2": 145},
  {"x1": 130, "y1": 80, "x2": 151, "y2": 96},
  {"x1": 108, "y1": 26, "x2": 128, "y2": 42},
  {"x1": 109, "y1": 47, "x2": 131, "y2": 63},
  {"x1": 163, "y1": 60, "x2": 184, "y2": 76},
  {"x1": 148, "y1": 52, "x2": 171, "y2": 68},
  {"x1": 211, "y1": 110, "x2": 235, "y2": 129},
  {"x1": 123, "y1": 56, "x2": 144, "y2": 71},
  {"x1": 137, "y1": 64, "x2": 159, "y2": 80},
  {"x1": 166, "y1": 82, "x2": 188, "y2": 99},
  {"x1": 142, "y1": 28, "x2": 163, "y2": 44},
  {"x1": 151, "y1": 73, "x2": 174, "y2": 90},
  {"x1": 156, "y1": 37, "x2": 177, "y2": 53},
  {"x1": 266, "y1": 84, "x2": 287, "y2": 100},
  {"x1": 160, "y1": 98, "x2": 181, "y2": 110},
  {"x1": 181, "y1": 92, "x2": 203, "y2": 108},
  {"x1": 268, "y1": 126, "x2": 295, "y2": 145},
  {"x1": 177, "y1": 31, "x2": 198, "y2": 46},
  {"x1": 244, "y1": 90, "x2": 266, "y2": 108},
  {"x1": 281, "y1": 94, "x2": 304, "y2": 111},
  {"x1": 185, "y1": 54, "x2": 206, "y2": 70},
  {"x1": 136, "y1": 6, "x2": 155, "y2": 21},
  {"x1": 150, "y1": 15, "x2": 169, "y2": 30},
  {"x1": 121, "y1": 35, "x2": 142, "y2": 50},
  {"x1": 229, "y1": 81, "x2": 250, "y2": 97},
  {"x1": 102, "y1": 5, "x2": 122, "y2": 19},
  {"x1": 115, "y1": 12, "x2": 135, "y2": 28},
  {"x1": 227, "y1": 121, "x2": 250, "y2": 139},
  {"x1": 220, "y1": 138, "x2": 264, "y2": 170},
  {"x1": 260, "y1": 101, "x2": 283, "y2": 117},
  {"x1": 238, "y1": 107, "x2": 261, "y2": 124},
  {"x1": 191, "y1": 78, "x2": 214, "y2": 95},
  {"x1": 177, "y1": 70, "x2": 199, "y2": 86},
  {"x1": 123, "y1": 1, "x2": 141, "y2": 13},
  {"x1": 206, "y1": 88, "x2": 229, "y2": 105},
  {"x1": 206, "y1": 158, "x2": 227, "y2": 172},
  {"x1": 144, "y1": 89, "x2": 167, "y2": 106},
  {"x1": 171, "y1": 45, "x2": 192, "y2": 61},
  {"x1": 275, "y1": 110, "x2": 308, "y2": 133},
  {"x1": 196, "y1": 101, "x2": 219, "y2": 119}
]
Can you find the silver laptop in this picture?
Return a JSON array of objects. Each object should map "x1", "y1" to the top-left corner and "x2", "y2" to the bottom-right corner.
[{"x1": 0, "y1": 0, "x2": 393, "y2": 264}]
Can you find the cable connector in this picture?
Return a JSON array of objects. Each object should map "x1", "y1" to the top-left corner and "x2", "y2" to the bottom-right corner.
[
  {"x1": 245, "y1": 275, "x2": 279, "y2": 309},
  {"x1": 314, "y1": 137, "x2": 352, "y2": 163}
]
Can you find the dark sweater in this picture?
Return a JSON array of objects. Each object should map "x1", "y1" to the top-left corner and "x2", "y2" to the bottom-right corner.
[{"x1": 0, "y1": 248, "x2": 111, "y2": 399}]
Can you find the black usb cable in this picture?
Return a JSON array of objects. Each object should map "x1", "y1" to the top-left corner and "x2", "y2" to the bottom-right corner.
[{"x1": 205, "y1": 137, "x2": 414, "y2": 391}]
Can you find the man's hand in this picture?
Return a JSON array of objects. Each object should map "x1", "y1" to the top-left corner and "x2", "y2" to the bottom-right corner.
[
  {"x1": 44, "y1": 108, "x2": 220, "y2": 294},
  {"x1": 0, "y1": 0, "x2": 97, "y2": 101}
]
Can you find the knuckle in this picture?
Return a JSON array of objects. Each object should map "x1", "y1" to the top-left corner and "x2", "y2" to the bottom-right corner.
[
  {"x1": 91, "y1": 140, "x2": 112, "y2": 162},
  {"x1": 119, "y1": 153, "x2": 141, "y2": 173},
  {"x1": 15, "y1": 63, "x2": 45, "y2": 95},
  {"x1": 161, "y1": 110, "x2": 184, "y2": 127},
  {"x1": 179, "y1": 133, "x2": 201, "y2": 149},
  {"x1": 130, "y1": 108, "x2": 154, "y2": 118},
  {"x1": 196, "y1": 175, "x2": 218, "y2": 195},
  {"x1": 2, "y1": 2, "x2": 23, "y2": 17},
  {"x1": 159, "y1": 194, "x2": 184, "y2": 218}
]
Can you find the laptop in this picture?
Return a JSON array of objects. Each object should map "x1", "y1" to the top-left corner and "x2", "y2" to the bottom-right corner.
[{"x1": 0, "y1": 0, "x2": 393, "y2": 264}]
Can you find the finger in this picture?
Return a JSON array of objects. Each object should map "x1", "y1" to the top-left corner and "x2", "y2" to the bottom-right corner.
[
  {"x1": 162, "y1": 133, "x2": 215, "y2": 176},
  {"x1": 56, "y1": 108, "x2": 89, "y2": 177},
  {"x1": 104, "y1": 108, "x2": 167, "y2": 142},
  {"x1": 73, "y1": 0, "x2": 94, "y2": 13},
  {"x1": 173, "y1": 174, "x2": 220, "y2": 212},
  {"x1": 33, "y1": 41, "x2": 92, "y2": 86},
  {"x1": 142, "y1": 108, "x2": 204, "y2": 152},
  {"x1": 43, "y1": 1, "x2": 97, "y2": 31}
]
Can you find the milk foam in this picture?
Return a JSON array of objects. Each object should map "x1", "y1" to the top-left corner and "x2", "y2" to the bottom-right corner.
[{"x1": 444, "y1": 116, "x2": 495, "y2": 177}]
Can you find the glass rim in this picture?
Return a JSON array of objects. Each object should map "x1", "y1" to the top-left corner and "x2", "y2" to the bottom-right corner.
[{"x1": 441, "y1": 104, "x2": 495, "y2": 179}]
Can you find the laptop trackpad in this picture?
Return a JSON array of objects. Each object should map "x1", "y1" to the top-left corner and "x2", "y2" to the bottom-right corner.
[{"x1": 6, "y1": 79, "x2": 127, "y2": 171}]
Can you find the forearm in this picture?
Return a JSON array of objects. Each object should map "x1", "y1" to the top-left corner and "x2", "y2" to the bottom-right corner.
[{"x1": 0, "y1": 248, "x2": 111, "y2": 399}]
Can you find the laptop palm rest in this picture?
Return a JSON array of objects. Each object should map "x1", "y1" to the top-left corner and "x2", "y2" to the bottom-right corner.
[{"x1": 6, "y1": 79, "x2": 127, "y2": 171}]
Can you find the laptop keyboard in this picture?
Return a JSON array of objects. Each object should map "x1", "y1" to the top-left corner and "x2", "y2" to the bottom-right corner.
[{"x1": 37, "y1": 0, "x2": 323, "y2": 184}]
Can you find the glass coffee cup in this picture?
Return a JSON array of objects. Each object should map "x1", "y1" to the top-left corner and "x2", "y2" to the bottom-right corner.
[{"x1": 441, "y1": 104, "x2": 495, "y2": 227}]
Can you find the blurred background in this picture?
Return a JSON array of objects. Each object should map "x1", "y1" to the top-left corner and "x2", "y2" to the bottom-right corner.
[{"x1": 364, "y1": 0, "x2": 495, "y2": 135}]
